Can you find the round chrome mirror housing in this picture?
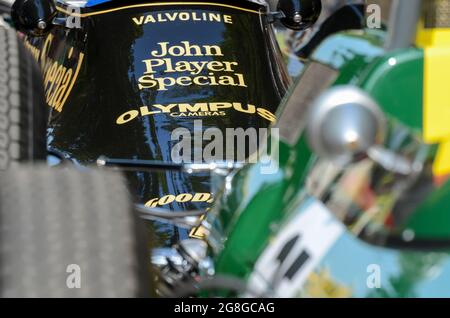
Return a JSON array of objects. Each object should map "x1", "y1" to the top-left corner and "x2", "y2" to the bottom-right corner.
[
  {"x1": 11, "y1": 0, "x2": 56, "y2": 36},
  {"x1": 277, "y1": 0, "x2": 322, "y2": 31},
  {"x1": 306, "y1": 86, "x2": 386, "y2": 164}
]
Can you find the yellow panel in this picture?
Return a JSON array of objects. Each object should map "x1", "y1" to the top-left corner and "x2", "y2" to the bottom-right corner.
[
  {"x1": 417, "y1": 28, "x2": 450, "y2": 47},
  {"x1": 433, "y1": 140, "x2": 450, "y2": 176},
  {"x1": 418, "y1": 26, "x2": 450, "y2": 176},
  {"x1": 422, "y1": 46, "x2": 450, "y2": 143}
]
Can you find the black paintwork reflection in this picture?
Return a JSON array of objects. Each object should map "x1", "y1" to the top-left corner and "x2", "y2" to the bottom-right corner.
[{"x1": 30, "y1": 3, "x2": 289, "y2": 246}]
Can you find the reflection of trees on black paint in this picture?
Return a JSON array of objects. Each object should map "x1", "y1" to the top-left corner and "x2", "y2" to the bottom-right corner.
[
  {"x1": 215, "y1": 14, "x2": 275, "y2": 120},
  {"x1": 46, "y1": 9, "x2": 285, "y2": 247},
  {"x1": 48, "y1": 13, "x2": 146, "y2": 161},
  {"x1": 212, "y1": 13, "x2": 284, "y2": 160},
  {"x1": 154, "y1": 13, "x2": 284, "y2": 162},
  {"x1": 45, "y1": 13, "x2": 191, "y2": 247}
]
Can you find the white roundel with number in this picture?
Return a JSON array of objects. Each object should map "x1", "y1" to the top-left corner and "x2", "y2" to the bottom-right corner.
[{"x1": 247, "y1": 199, "x2": 344, "y2": 298}]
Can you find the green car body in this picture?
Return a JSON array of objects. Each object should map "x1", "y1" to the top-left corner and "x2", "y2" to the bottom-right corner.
[{"x1": 205, "y1": 1, "x2": 450, "y2": 297}]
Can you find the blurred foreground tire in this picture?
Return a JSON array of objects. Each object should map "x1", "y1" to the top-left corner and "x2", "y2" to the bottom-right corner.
[
  {"x1": 0, "y1": 1, "x2": 12, "y2": 16},
  {"x1": 0, "y1": 166, "x2": 151, "y2": 297},
  {"x1": 0, "y1": 27, "x2": 47, "y2": 169}
]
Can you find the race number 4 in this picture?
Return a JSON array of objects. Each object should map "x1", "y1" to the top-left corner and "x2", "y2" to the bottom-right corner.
[{"x1": 247, "y1": 199, "x2": 344, "y2": 297}]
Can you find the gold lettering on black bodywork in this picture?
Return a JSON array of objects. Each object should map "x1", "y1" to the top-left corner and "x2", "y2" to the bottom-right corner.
[
  {"x1": 116, "y1": 102, "x2": 277, "y2": 124},
  {"x1": 138, "y1": 41, "x2": 247, "y2": 91},
  {"x1": 132, "y1": 12, "x2": 233, "y2": 25},
  {"x1": 24, "y1": 34, "x2": 84, "y2": 112}
]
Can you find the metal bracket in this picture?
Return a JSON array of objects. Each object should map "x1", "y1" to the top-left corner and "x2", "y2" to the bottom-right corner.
[{"x1": 266, "y1": 11, "x2": 286, "y2": 24}]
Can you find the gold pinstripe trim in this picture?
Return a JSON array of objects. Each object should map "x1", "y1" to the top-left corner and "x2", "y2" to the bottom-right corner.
[{"x1": 56, "y1": 2, "x2": 261, "y2": 17}]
